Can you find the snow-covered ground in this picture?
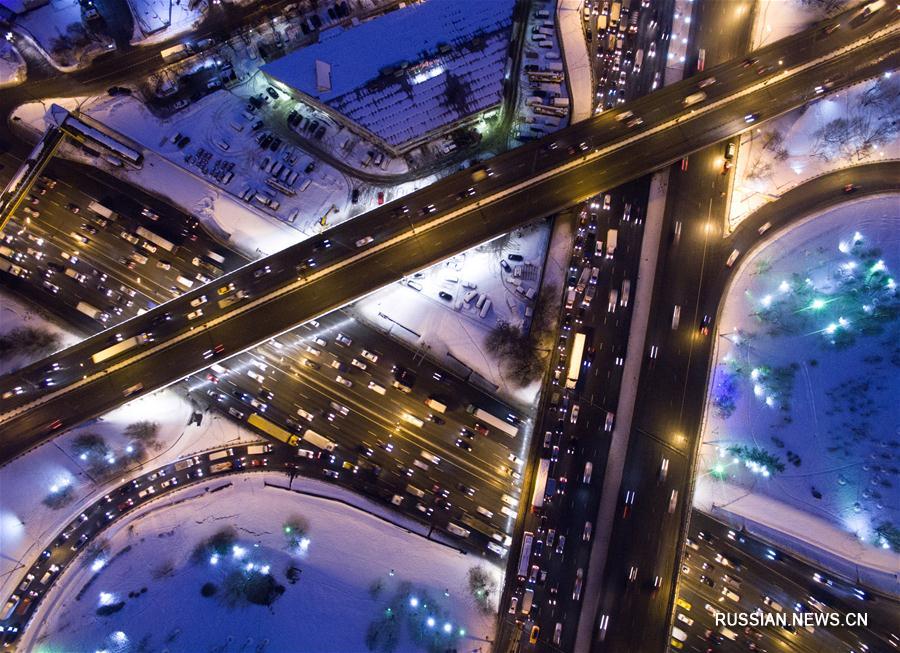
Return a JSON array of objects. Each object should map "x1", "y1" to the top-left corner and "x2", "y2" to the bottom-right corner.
[
  {"x1": 557, "y1": 0, "x2": 591, "y2": 123},
  {"x1": 11, "y1": 95, "x2": 337, "y2": 257},
  {"x1": 352, "y1": 219, "x2": 558, "y2": 407},
  {"x1": 127, "y1": 0, "x2": 207, "y2": 45},
  {"x1": 752, "y1": 0, "x2": 849, "y2": 49},
  {"x1": 729, "y1": 76, "x2": 900, "y2": 229},
  {"x1": 0, "y1": 389, "x2": 260, "y2": 603},
  {"x1": 696, "y1": 196, "x2": 900, "y2": 563},
  {"x1": 262, "y1": 0, "x2": 513, "y2": 153},
  {"x1": 13, "y1": 0, "x2": 115, "y2": 71},
  {"x1": 0, "y1": 40, "x2": 26, "y2": 88},
  {"x1": 0, "y1": 290, "x2": 80, "y2": 376},
  {"x1": 26, "y1": 474, "x2": 502, "y2": 653},
  {"x1": 663, "y1": 0, "x2": 694, "y2": 84}
]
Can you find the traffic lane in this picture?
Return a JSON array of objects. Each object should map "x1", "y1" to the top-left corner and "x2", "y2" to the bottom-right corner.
[
  {"x1": 593, "y1": 435, "x2": 687, "y2": 651},
  {"x1": 632, "y1": 160, "x2": 900, "y2": 441},
  {"x1": 3, "y1": 34, "x2": 897, "y2": 452},
  {"x1": 196, "y1": 339, "x2": 522, "y2": 522},
  {"x1": 237, "y1": 347, "x2": 515, "y2": 495},
  {"x1": 5, "y1": 10, "x2": 881, "y2": 384},
  {"x1": 687, "y1": 511, "x2": 899, "y2": 644}
]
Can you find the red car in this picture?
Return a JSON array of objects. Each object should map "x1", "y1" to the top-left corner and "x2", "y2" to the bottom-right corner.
[{"x1": 377, "y1": 191, "x2": 384, "y2": 205}]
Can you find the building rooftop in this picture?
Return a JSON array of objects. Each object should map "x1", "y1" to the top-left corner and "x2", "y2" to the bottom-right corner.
[{"x1": 262, "y1": 0, "x2": 514, "y2": 148}]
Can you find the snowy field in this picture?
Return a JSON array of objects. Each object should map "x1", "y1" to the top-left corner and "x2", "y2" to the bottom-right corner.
[
  {"x1": 14, "y1": 0, "x2": 115, "y2": 70},
  {"x1": 0, "y1": 290, "x2": 79, "y2": 376},
  {"x1": 0, "y1": 40, "x2": 26, "y2": 88},
  {"x1": 730, "y1": 76, "x2": 900, "y2": 228},
  {"x1": 26, "y1": 475, "x2": 502, "y2": 653},
  {"x1": 127, "y1": 0, "x2": 207, "y2": 45},
  {"x1": 696, "y1": 195, "x2": 900, "y2": 556},
  {"x1": 0, "y1": 388, "x2": 260, "y2": 603},
  {"x1": 752, "y1": 0, "x2": 849, "y2": 49},
  {"x1": 353, "y1": 218, "x2": 563, "y2": 407}
]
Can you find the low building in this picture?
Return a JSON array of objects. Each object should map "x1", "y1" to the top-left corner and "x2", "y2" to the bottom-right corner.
[{"x1": 261, "y1": 0, "x2": 514, "y2": 155}]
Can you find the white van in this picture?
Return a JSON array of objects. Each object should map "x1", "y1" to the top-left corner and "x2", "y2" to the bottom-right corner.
[
  {"x1": 367, "y1": 381, "x2": 387, "y2": 395},
  {"x1": 447, "y1": 523, "x2": 470, "y2": 538},
  {"x1": 476, "y1": 506, "x2": 494, "y2": 519}
]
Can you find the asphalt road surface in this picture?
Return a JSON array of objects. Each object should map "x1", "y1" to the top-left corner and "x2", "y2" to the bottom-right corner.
[
  {"x1": 1, "y1": 8, "x2": 895, "y2": 458},
  {"x1": 675, "y1": 510, "x2": 898, "y2": 653}
]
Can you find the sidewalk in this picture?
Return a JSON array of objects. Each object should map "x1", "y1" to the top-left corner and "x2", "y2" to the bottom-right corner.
[
  {"x1": 695, "y1": 478, "x2": 900, "y2": 596},
  {"x1": 557, "y1": 0, "x2": 593, "y2": 123},
  {"x1": 574, "y1": 169, "x2": 670, "y2": 652}
]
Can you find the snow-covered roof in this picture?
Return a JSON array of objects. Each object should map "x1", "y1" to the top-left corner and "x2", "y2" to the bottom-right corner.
[{"x1": 262, "y1": 0, "x2": 514, "y2": 148}]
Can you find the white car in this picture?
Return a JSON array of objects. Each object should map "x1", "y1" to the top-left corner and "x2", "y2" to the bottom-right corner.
[
  {"x1": 350, "y1": 358, "x2": 367, "y2": 370},
  {"x1": 187, "y1": 309, "x2": 203, "y2": 320},
  {"x1": 361, "y1": 349, "x2": 379, "y2": 363},
  {"x1": 190, "y1": 295, "x2": 207, "y2": 307},
  {"x1": 335, "y1": 375, "x2": 352, "y2": 388}
]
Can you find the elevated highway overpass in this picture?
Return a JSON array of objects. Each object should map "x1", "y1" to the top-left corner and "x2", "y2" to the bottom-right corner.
[{"x1": 0, "y1": 4, "x2": 897, "y2": 461}]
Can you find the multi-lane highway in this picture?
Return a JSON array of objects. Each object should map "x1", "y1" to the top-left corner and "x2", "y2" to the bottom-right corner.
[
  {"x1": 585, "y1": 161, "x2": 900, "y2": 653},
  {"x1": 675, "y1": 510, "x2": 898, "y2": 653},
  {"x1": 0, "y1": 153, "x2": 246, "y2": 331},
  {"x1": 1, "y1": 5, "x2": 896, "y2": 457},
  {"x1": 186, "y1": 308, "x2": 530, "y2": 546}
]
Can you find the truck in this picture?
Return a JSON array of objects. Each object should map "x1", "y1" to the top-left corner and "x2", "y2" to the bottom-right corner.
[
  {"x1": 136, "y1": 226, "x2": 175, "y2": 252},
  {"x1": 302, "y1": 429, "x2": 336, "y2": 452},
  {"x1": 424, "y1": 397, "x2": 447, "y2": 413},
  {"x1": 247, "y1": 413, "x2": 298, "y2": 446},
  {"x1": 517, "y1": 531, "x2": 534, "y2": 578},
  {"x1": 209, "y1": 461, "x2": 234, "y2": 474},
  {"x1": 575, "y1": 267, "x2": 591, "y2": 293},
  {"x1": 160, "y1": 43, "x2": 190, "y2": 63},
  {"x1": 606, "y1": 229, "x2": 618, "y2": 258},
  {"x1": 87, "y1": 201, "x2": 114, "y2": 220},
  {"x1": 582, "y1": 285, "x2": 596, "y2": 307},
  {"x1": 520, "y1": 588, "x2": 535, "y2": 615},
  {"x1": 466, "y1": 405, "x2": 519, "y2": 437},
  {"x1": 609, "y1": 1, "x2": 621, "y2": 24},
  {"x1": 402, "y1": 413, "x2": 425, "y2": 428},
  {"x1": 246, "y1": 444, "x2": 271, "y2": 455},
  {"x1": 531, "y1": 459, "x2": 551, "y2": 510},
  {"x1": 76, "y1": 301, "x2": 107, "y2": 323},
  {"x1": 91, "y1": 333, "x2": 150, "y2": 364},
  {"x1": 65, "y1": 268, "x2": 88, "y2": 283},
  {"x1": 566, "y1": 288, "x2": 577, "y2": 309},
  {"x1": 209, "y1": 449, "x2": 233, "y2": 462},
  {"x1": 206, "y1": 250, "x2": 226, "y2": 264}
]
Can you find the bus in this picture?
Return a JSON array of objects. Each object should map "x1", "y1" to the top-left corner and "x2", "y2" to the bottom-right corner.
[
  {"x1": 87, "y1": 201, "x2": 114, "y2": 220},
  {"x1": 566, "y1": 332, "x2": 587, "y2": 389},
  {"x1": 531, "y1": 459, "x2": 550, "y2": 510},
  {"x1": 248, "y1": 413, "x2": 299, "y2": 446},
  {"x1": 466, "y1": 404, "x2": 519, "y2": 438},
  {"x1": 517, "y1": 531, "x2": 534, "y2": 578},
  {"x1": 135, "y1": 226, "x2": 175, "y2": 252},
  {"x1": 91, "y1": 334, "x2": 150, "y2": 364}
]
